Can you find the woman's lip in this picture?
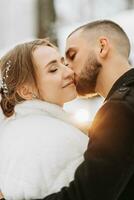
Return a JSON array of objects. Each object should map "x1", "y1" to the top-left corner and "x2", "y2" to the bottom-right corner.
[{"x1": 62, "y1": 81, "x2": 75, "y2": 88}]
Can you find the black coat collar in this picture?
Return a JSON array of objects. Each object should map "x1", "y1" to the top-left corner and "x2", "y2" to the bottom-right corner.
[{"x1": 105, "y1": 68, "x2": 134, "y2": 101}]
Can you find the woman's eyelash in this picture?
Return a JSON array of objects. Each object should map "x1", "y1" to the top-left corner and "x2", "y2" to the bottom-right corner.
[
  {"x1": 49, "y1": 63, "x2": 59, "y2": 73},
  {"x1": 49, "y1": 68, "x2": 58, "y2": 73}
]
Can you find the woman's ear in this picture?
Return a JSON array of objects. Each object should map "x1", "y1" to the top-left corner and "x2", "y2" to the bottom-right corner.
[
  {"x1": 17, "y1": 84, "x2": 34, "y2": 100},
  {"x1": 99, "y1": 37, "x2": 110, "y2": 58}
]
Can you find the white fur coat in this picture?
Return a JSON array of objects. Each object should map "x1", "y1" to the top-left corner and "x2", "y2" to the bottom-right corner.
[{"x1": 0, "y1": 100, "x2": 88, "y2": 200}]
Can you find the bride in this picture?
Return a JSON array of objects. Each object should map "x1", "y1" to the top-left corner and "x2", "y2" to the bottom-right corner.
[{"x1": 0, "y1": 39, "x2": 88, "y2": 200}]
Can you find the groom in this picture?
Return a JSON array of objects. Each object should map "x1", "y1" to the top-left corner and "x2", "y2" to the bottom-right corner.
[{"x1": 1, "y1": 20, "x2": 134, "y2": 200}]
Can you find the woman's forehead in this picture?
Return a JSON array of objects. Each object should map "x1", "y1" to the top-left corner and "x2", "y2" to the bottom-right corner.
[{"x1": 33, "y1": 45, "x2": 61, "y2": 67}]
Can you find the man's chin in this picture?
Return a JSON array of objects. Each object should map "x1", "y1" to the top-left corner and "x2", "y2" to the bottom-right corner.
[
  {"x1": 75, "y1": 74, "x2": 98, "y2": 98},
  {"x1": 76, "y1": 84, "x2": 98, "y2": 98}
]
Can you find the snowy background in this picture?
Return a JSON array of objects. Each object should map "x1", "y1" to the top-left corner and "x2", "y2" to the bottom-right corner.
[{"x1": 0, "y1": 0, "x2": 134, "y2": 122}]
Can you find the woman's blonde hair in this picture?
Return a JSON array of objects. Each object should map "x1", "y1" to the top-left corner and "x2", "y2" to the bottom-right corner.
[{"x1": 0, "y1": 39, "x2": 55, "y2": 117}]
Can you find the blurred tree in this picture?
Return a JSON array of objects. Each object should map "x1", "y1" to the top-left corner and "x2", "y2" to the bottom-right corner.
[
  {"x1": 37, "y1": 0, "x2": 58, "y2": 45},
  {"x1": 127, "y1": 0, "x2": 134, "y2": 9}
]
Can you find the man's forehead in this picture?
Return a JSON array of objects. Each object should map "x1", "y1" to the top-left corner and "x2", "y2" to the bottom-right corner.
[
  {"x1": 65, "y1": 29, "x2": 84, "y2": 51},
  {"x1": 67, "y1": 29, "x2": 83, "y2": 43}
]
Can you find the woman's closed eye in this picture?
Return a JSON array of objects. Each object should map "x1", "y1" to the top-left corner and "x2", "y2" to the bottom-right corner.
[
  {"x1": 50, "y1": 68, "x2": 58, "y2": 73},
  {"x1": 49, "y1": 67, "x2": 58, "y2": 73},
  {"x1": 49, "y1": 64, "x2": 58, "y2": 73}
]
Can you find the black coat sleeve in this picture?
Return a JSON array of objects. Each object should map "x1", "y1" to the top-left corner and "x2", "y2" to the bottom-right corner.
[{"x1": 30, "y1": 100, "x2": 134, "y2": 200}]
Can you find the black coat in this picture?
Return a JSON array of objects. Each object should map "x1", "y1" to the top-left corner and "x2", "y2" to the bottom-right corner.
[
  {"x1": 41, "y1": 69, "x2": 134, "y2": 200},
  {"x1": 3, "y1": 69, "x2": 134, "y2": 200}
]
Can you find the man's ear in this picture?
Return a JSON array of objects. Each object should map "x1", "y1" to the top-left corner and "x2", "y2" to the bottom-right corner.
[
  {"x1": 99, "y1": 37, "x2": 110, "y2": 58},
  {"x1": 17, "y1": 84, "x2": 34, "y2": 100}
]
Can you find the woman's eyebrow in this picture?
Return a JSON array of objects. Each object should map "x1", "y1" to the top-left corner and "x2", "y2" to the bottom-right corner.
[
  {"x1": 45, "y1": 60, "x2": 57, "y2": 68},
  {"x1": 45, "y1": 57, "x2": 65, "y2": 68}
]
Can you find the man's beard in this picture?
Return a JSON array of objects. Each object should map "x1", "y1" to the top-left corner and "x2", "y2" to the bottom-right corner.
[{"x1": 76, "y1": 53, "x2": 102, "y2": 97}]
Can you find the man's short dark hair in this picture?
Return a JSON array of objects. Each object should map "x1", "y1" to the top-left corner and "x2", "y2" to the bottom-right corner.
[{"x1": 68, "y1": 20, "x2": 130, "y2": 58}]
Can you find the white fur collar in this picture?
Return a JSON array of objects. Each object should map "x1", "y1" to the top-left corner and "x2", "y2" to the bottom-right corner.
[{"x1": 15, "y1": 100, "x2": 76, "y2": 127}]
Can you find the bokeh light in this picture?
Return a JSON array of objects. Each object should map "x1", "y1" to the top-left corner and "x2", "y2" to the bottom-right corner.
[{"x1": 74, "y1": 108, "x2": 91, "y2": 123}]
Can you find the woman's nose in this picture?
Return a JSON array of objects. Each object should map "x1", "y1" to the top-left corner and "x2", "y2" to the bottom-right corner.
[{"x1": 64, "y1": 65, "x2": 74, "y2": 78}]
